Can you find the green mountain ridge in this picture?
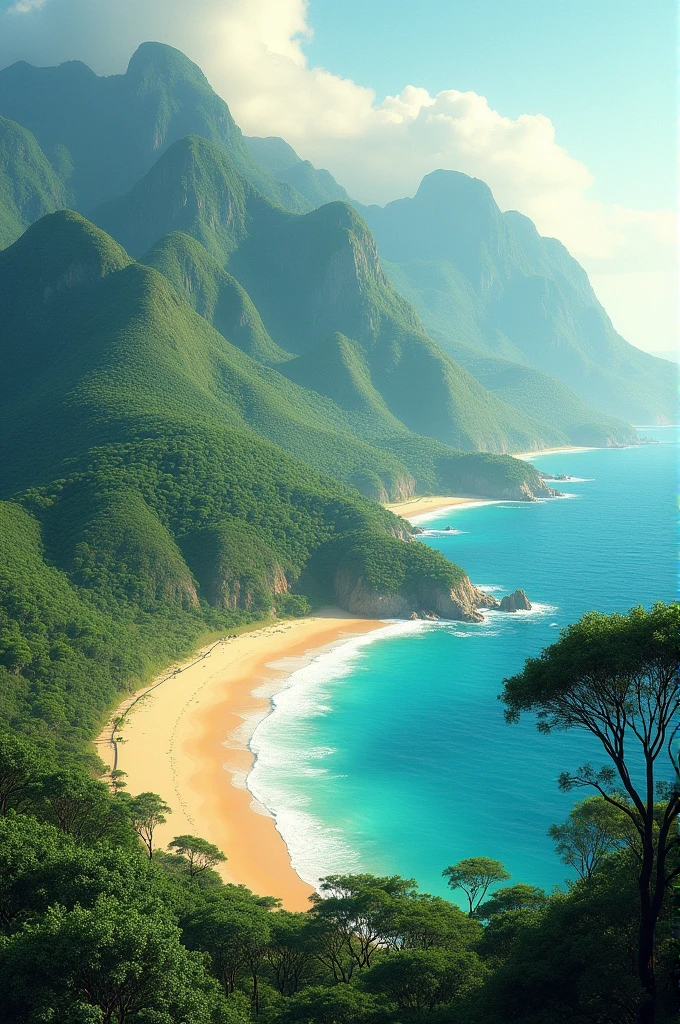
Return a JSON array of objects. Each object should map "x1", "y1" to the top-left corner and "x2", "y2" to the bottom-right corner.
[
  {"x1": 245, "y1": 134, "x2": 351, "y2": 207},
  {"x1": 0, "y1": 41, "x2": 657, "y2": 439},
  {"x1": 361, "y1": 170, "x2": 676, "y2": 425},
  {"x1": 0, "y1": 42, "x2": 311, "y2": 215},
  {"x1": 142, "y1": 231, "x2": 290, "y2": 365},
  {"x1": 91, "y1": 135, "x2": 565, "y2": 454}
]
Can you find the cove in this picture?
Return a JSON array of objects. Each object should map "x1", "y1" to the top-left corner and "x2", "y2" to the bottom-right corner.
[{"x1": 248, "y1": 427, "x2": 678, "y2": 900}]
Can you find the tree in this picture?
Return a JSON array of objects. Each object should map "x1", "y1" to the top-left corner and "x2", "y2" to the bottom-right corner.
[
  {"x1": 109, "y1": 769, "x2": 127, "y2": 793},
  {"x1": 168, "y1": 834, "x2": 227, "y2": 879},
  {"x1": 549, "y1": 796, "x2": 627, "y2": 880},
  {"x1": 276, "y1": 983, "x2": 387, "y2": 1024},
  {"x1": 182, "y1": 890, "x2": 271, "y2": 1013},
  {"x1": 364, "y1": 947, "x2": 484, "y2": 1013},
  {"x1": 267, "y1": 911, "x2": 315, "y2": 996},
  {"x1": 501, "y1": 602, "x2": 680, "y2": 1024},
  {"x1": 128, "y1": 791, "x2": 171, "y2": 858},
  {"x1": 0, "y1": 894, "x2": 231, "y2": 1023},
  {"x1": 442, "y1": 858, "x2": 510, "y2": 916},
  {"x1": 38, "y1": 767, "x2": 119, "y2": 843},
  {"x1": 0, "y1": 732, "x2": 44, "y2": 815},
  {"x1": 382, "y1": 893, "x2": 481, "y2": 951},
  {"x1": 308, "y1": 874, "x2": 418, "y2": 981},
  {"x1": 0, "y1": 814, "x2": 67, "y2": 931},
  {"x1": 473, "y1": 883, "x2": 548, "y2": 921}
]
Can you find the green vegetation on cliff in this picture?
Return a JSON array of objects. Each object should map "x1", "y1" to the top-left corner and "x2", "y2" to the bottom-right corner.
[{"x1": 1, "y1": 209, "x2": 497, "y2": 745}]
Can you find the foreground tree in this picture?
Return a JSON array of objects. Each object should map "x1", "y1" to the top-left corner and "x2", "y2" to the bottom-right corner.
[
  {"x1": 549, "y1": 795, "x2": 627, "y2": 880},
  {"x1": 502, "y1": 602, "x2": 680, "y2": 1024},
  {"x1": 0, "y1": 732, "x2": 44, "y2": 815},
  {"x1": 473, "y1": 883, "x2": 548, "y2": 921},
  {"x1": 169, "y1": 834, "x2": 227, "y2": 879},
  {"x1": 127, "y1": 791, "x2": 171, "y2": 857},
  {"x1": 0, "y1": 894, "x2": 234, "y2": 1023},
  {"x1": 308, "y1": 874, "x2": 418, "y2": 981},
  {"x1": 442, "y1": 858, "x2": 510, "y2": 916}
]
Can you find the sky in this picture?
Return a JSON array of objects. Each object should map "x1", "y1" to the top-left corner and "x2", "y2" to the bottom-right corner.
[{"x1": 0, "y1": 0, "x2": 675, "y2": 356}]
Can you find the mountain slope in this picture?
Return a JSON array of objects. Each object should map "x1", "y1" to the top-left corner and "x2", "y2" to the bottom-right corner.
[
  {"x1": 362, "y1": 170, "x2": 676, "y2": 424},
  {"x1": 0, "y1": 116, "x2": 67, "y2": 249},
  {"x1": 245, "y1": 135, "x2": 350, "y2": 207},
  {"x1": 141, "y1": 231, "x2": 290, "y2": 365},
  {"x1": 0, "y1": 212, "x2": 418, "y2": 502},
  {"x1": 440, "y1": 342, "x2": 638, "y2": 447},
  {"x1": 0, "y1": 42, "x2": 309, "y2": 214},
  {"x1": 92, "y1": 136, "x2": 565, "y2": 454}
]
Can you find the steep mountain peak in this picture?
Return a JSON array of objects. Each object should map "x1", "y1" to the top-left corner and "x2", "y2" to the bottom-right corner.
[
  {"x1": 246, "y1": 135, "x2": 301, "y2": 174},
  {"x1": 365, "y1": 169, "x2": 524, "y2": 294},
  {"x1": 126, "y1": 41, "x2": 212, "y2": 89},
  {"x1": 92, "y1": 134, "x2": 251, "y2": 260},
  {"x1": 414, "y1": 168, "x2": 495, "y2": 209}
]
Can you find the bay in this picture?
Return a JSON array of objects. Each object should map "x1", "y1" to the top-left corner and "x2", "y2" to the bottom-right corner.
[{"x1": 248, "y1": 427, "x2": 678, "y2": 901}]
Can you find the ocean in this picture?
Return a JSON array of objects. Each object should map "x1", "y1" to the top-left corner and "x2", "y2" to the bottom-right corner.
[{"x1": 248, "y1": 427, "x2": 678, "y2": 902}]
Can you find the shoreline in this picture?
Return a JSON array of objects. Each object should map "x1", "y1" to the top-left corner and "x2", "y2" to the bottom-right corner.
[
  {"x1": 98, "y1": 611, "x2": 387, "y2": 909},
  {"x1": 514, "y1": 445, "x2": 594, "y2": 459},
  {"x1": 384, "y1": 495, "x2": 482, "y2": 519}
]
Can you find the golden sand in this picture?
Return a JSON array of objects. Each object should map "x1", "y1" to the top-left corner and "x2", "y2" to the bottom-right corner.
[{"x1": 96, "y1": 611, "x2": 386, "y2": 909}]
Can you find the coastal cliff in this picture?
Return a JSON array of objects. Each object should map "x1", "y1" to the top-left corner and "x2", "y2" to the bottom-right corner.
[{"x1": 334, "y1": 568, "x2": 498, "y2": 622}]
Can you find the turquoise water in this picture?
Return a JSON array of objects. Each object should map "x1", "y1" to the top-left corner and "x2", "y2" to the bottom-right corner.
[{"x1": 249, "y1": 427, "x2": 678, "y2": 901}]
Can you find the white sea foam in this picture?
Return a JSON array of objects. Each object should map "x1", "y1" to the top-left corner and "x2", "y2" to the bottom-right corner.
[
  {"x1": 421, "y1": 528, "x2": 467, "y2": 537},
  {"x1": 246, "y1": 619, "x2": 430, "y2": 886},
  {"x1": 246, "y1": 598, "x2": 558, "y2": 886}
]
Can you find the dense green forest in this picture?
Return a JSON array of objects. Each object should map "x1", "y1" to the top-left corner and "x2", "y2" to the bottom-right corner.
[{"x1": 0, "y1": 604, "x2": 676, "y2": 1023}]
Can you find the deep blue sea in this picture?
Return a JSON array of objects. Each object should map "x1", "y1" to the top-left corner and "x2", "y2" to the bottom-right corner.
[{"x1": 249, "y1": 427, "x2": 678, "y2": 902}]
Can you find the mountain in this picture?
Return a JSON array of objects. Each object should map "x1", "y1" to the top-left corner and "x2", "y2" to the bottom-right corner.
[
  {"x1": 245, "y1": 134, "x2": 350, "y2": 207},
  {"x1": 0, "y1": 210, "x2": 540, "y2": 737},
  {"x1": 91, "y1": 135, "x2": 566, "y2": 454},
  {"x1": 424, "y1": 341, "x2": 638, "y2": 447},
  {"x1": 0, "y1": 211, "x2": 414, "y2": 502},
  {"x1": 360, "y1": 170, "x2": 676, "y2": 425},
  {"x1": 142, "y1": 231, "x2": 290, "y2": 366},
  {"x1": 0, "y1": 116, "x2": 67, "y2": 248},
  {"x1": 0, "y1": 42, "x2": 310, "y2": 214}
]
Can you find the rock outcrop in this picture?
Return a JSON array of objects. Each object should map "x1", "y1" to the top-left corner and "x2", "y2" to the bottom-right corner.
[
  {"x1": 334, "y1": 569, "x2": 499, "y2": 623},
  {"x1": 500, "y1": 589, "x2": 532, "y2": 612}
]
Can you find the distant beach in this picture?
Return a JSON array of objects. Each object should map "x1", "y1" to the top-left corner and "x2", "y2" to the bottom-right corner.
[
  {"x1": 514, "y1": 445, "x2": 594, "y2": 459},
  {"x1": 98, "y1": 611, "x2": 386, "y2": 909},
  {"x1": 384, "y1": 495, "x2": 480, "y2": 519}
]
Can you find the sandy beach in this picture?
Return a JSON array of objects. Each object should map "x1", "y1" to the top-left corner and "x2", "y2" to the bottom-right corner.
[
  {"x1": 96, "y1": 611, "x2": 386, "y2": 910},
  {"x1": 384, "y1": 495, "x2": 480, "y2": 519},
  {"x1": 514, "y1": 446, "x2": 593, "y2": 459}
]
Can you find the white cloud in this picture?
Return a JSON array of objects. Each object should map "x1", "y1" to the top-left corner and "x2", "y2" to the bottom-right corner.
[{"x1": 0, "y1": 0, "x2": 674, "y2": 354}]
